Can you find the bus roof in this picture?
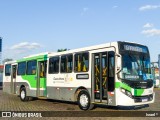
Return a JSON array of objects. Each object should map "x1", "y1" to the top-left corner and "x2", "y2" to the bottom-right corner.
[
  {"x1": 48, "y1": 42, "x2": 113, "y2": 57},
  {"x1": 4, "y1": 60, "x2": 17, "y2": 65},
  {"x1": 48, "y1": 41, "x2": 146, "y2": 57}
]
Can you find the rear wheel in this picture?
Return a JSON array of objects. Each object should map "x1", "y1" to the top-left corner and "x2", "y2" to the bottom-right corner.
[
  {"x1": 78, "y1": 90, "x2": 94, "y2": 110},
  {"x1": 20, "y1": 87, "x2": 29, "y2": 101}
]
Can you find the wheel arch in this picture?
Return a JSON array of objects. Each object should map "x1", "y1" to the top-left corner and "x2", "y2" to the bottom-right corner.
[
  {"x1": 19, "y1": 85, "x2": 25, "y2": 95},
  {"x1": 74, "y1": 86, "x2": 91, "y2": 101}
]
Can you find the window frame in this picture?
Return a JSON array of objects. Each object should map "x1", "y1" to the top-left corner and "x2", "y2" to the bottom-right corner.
[
  {"x1": 74, "y1": 52, "x2": 89, "y2": 73},
  {"x1": 60, "y1": 54, "x2": 73, "y2": 73},
  {"x1": 39, "y1": 61, "x2": 47, "y2": 78},
  {"x1": 5, "y1": 64, "x2": 11, "y2": 76},
  {"x1": 17, "y1": 62, "x2": 26, "y2": 75},
  {"x1": 108, "y1": 51, "x2": 115, "y2": 92},
  {"x1": 26, "y1": 60, "x2": 37, "y2": 75},
  {"x1": 48, "y1": 56, "x2": 60, "y2": 74}
]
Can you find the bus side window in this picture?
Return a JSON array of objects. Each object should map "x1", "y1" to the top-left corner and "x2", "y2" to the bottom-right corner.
[
  {"x1": 61, "y1": 55, "x2": 73, "y2": 73},
  {"x1": 108, "y1": 51, "x2": 115, "y2": 92},
  {"x1": 40, "y1": 63, "x2": 44, "y2": 77},
  {"x1": 76, "y1": 54, "x2": 81, "y2": 72},
  {"x1": 13, "y1": 66, "x2": 17, "y2": 78},
  {"x1": 5, "y1": 64, "x2": 11, "y2": 76},
  {"x1": 61, "y1": 56, "x2": 66, "y2": 72},
  {"x1": 49, "y1": 57, "x2": 59, "y2": 74},
  {"x1": 74, "y1": 52, "x2": 89, "y2": 72},
  {"x1": 67, "y1": 55, "x2": 73, "y2": 73},
  {"x1": 17, "y1": 62, "x2": 26, "y2": 75},
  {"x1": 27, "y1": 60, "x2": 37, "y2": 75},
  {"x1": 40, "y1": 61, "x2": 47, "y2": 78}
]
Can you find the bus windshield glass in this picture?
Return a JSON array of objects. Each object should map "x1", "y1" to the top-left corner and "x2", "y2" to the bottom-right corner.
[{"x1": 121, "y1": 53, "x2": 152, "y2": 81}]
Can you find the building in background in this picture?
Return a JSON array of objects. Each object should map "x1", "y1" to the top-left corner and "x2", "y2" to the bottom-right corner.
[
  {"x1": 151, "y1": 61, "x2": 160, "y2": 88},
  {"x1": 0, "y1": 65, "x2": 3, "y2": 88}
]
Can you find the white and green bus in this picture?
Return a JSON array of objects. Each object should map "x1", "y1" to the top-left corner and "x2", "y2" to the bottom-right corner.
[{"x1": 3, "y1": 41, "x2": 155, "y2": 110}]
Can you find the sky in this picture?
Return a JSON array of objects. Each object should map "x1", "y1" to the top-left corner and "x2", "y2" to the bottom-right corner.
[{"x1": 0, "y1": 0, "x2": 160, "y2": 62}]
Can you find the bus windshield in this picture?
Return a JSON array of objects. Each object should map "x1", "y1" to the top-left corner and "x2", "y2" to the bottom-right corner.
[{"x1": 121, "y1": 53, "x2": 152, "y2": 81}]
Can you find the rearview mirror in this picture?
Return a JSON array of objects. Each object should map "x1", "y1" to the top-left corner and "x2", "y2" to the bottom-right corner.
[{"x1": 116, "y1": 54, "x2": 121, "y2": 74}]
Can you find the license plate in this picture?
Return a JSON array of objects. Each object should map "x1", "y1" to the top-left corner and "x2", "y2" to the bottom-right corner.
[{"x1": 142, "y1": 98, "x2": 148, "y2": 102}]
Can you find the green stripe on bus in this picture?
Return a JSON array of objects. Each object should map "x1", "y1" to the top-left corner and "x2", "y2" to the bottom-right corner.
[
  {"x1": 134, "y1": 89, "x2": 144, "y2": 96},
  {"x1": 116, "y1": 82, "x2": 145, "y2": 96},
  {"x1": 17, "y1": 54, "x2": 48, "y2": 62},
  {"x1": 115, "y1": 82, "x2": 121, "y2": 88},
  {"x1": 21, "y1": 75, "x2": 37, "y2": 88},
  {"x1": 21, "y1": 75, "x2": 47, "y2": 88},
  {"x1": 115, "y1": 82, "x2": 131, "y2": 92},
  {"x1": 121, "y1": 83, "x2": 132, "y2": 92},
  {"x1": 18, "y1": 54, "x2": 48, "y2": 88}
]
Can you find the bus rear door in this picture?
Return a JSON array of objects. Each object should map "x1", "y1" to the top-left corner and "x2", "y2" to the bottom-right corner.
[
  {"x1": 11, "y1": 65, "x2": 17, "y2": 94},
  {"x1": 37, "y1": 60, "x2": 47, "y2": 97}
]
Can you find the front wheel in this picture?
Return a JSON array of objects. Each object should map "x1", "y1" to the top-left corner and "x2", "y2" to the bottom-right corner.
[
  {"x1": 20, "y1": 87, "x2": 29, "y2": 102},
  {"x1": 78, "y1": 90, "x2": 94, "y2": 110}
]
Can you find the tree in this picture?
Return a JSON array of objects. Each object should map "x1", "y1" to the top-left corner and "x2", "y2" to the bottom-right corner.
[
  {"x1": 57, "y1": 48, "x2": 68, "y2": 52},
  {"x1": 2, "y1": 58, "x2": 13, "y2": 64}
]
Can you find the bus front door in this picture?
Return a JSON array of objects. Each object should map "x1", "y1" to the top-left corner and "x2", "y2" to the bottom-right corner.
[
  {"x1": 93, "y1": 52, "x2": 108, "y2": 103},
  {"x1": 93, "y1": 51, "x2": 115, "y2": 104}
]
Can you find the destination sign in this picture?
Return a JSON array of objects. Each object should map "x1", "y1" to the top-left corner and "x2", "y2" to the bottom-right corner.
[
  {"x1": 125, "y1": 75, "x2": 139, "y2": 79},
  {"x1": 76, "y1": 74, "x2": 89, "y2": 79},
  {"x1": 124, "y1": 45, "x2": 142, "y2": 52},
  {"x1": 119, "y1": 43, "x2": 148, "y2": 53}
]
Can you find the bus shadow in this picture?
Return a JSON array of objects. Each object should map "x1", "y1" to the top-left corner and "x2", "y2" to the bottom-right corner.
[
  {"x1": 46, "y1": 99, "x2": 76, "y2": 105},
  {"x1": 27, "y1": 97, "x2": 149, "y2": 110},
  {"x1": 37, "y1": 98, "x2": 78, "y2": 110},
  {"x1": 95, "y1": 104, "x2": 149, "y2": 110},
  {"x1": 29, "y1": 97, "x2": 77, "y2": 105}
]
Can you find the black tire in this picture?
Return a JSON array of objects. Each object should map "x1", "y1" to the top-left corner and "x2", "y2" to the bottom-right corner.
[
  {"x1": 20, "y1": 87, "x2": 29, "y2": 102},
  {"x1": 78, "y1": 90, "x2": 94, "y2": 110}
]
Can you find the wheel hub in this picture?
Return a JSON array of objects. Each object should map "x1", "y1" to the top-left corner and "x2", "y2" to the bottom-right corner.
[
  {"x1": 21, "y1": 90, "x2": 25, "y2": 99},
  {"x1": 80, "y1": 94, "x2": 88, "y2": 107}
]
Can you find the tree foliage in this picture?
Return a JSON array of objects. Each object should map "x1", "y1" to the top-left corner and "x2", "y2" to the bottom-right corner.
[
  {"x1": 3, "y1": 58, "x2": 13, "y2": 64},
  {"x1": 57, "y1": 48, "x2": 68, "y2": 52}
]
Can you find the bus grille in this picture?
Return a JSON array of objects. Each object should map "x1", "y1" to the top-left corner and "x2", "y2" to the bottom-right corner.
[
  {"x1": 122, "y1": 80, "x2": 153, "y2": 89},
  {"x1": 134, "y1": 94, "x2": 153, "y2": 103}
]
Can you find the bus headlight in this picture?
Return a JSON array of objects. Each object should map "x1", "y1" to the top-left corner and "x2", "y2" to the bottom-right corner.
[
  {"x1": 121, "y1": 88, "x2": 125, "y2": 93},
  {"x1": 125, "y1": 91, "x2": 132, "y2": 98},
  {"x1": 121, "y1": 88, "x2": 132, "y2": 98}
]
